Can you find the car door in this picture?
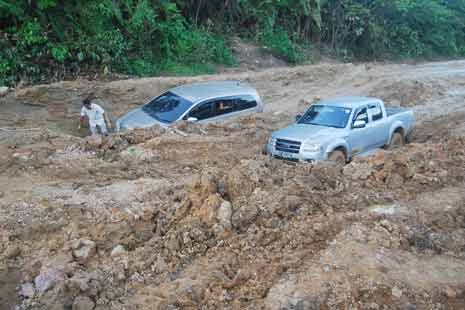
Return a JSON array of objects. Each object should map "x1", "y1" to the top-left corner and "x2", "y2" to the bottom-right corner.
[
  {"x1": 185, "y1": 101, "x2": 215, "y2": 122},
  {"x1": 185, "y1": 98, "x2": 236, "y2": 123},
  {"x1": 185, "y1": 95, "x2": 259, "y2": 123},
  {"x1": 367, "y1": 102, "x2": 389, "y2": 148},
  {"x1": 205, "y1": 95, "x2": 259, "y2": 122},
  {"x1": 211, "y1": 98, "x2": 236, "y2": 121},
  {"x1": 234, "y1": 95, "x2": 259, "y2": 116},
  {"x1": 347, "y1": 106, "x2": 372, "y2": 156}
]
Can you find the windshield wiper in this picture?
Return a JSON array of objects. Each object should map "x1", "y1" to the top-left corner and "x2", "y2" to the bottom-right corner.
[{"x1": 301, "y1": 122, "x2": 342, "y2": 128}]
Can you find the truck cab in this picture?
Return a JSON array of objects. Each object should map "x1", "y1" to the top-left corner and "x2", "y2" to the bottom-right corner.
[{"x1": 267, "y1": 97, "x2": 414, "y2": 164}]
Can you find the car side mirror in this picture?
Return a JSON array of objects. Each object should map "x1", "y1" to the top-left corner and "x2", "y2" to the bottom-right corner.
[
  {"x1": 187, "y1": 117, "x2": 198, "y2": 123},
  {"x1": 353, "y1": 120, "x2": 366, "y2": 129},
  {"x1": 295, "y1": 114, "x2": 302, "y2": 122}
]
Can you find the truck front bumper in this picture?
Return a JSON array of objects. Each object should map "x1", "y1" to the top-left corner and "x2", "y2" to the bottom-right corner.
[{"x1": 267, "y1": 144, "x2": 327, "y2": 163}]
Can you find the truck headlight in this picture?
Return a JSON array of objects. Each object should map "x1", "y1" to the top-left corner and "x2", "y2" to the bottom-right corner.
[
  {"x1": 268, "y1": 136, "x2": 277, "y2": 146},
  {"x1": 302, "y1": 143, "x2": 321, "y2": 152}
]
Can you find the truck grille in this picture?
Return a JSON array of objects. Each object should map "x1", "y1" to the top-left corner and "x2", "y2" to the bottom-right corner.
[{"x1": 275, "y1": 138, "x2": 301, "y2": 154}]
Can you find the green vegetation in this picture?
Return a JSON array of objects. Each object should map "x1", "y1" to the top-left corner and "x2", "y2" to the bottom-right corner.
[{"x1": 1, "y1": 0, "x2": 464, "y2": 86}]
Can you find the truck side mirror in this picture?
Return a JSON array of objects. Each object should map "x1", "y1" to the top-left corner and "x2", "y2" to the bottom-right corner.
[
  {"x1": 295, "y1": 114, "x2": 302, "y2": 122},
  {"x1": 353, "y1": 120, "x2": 366, "y2": 129}
]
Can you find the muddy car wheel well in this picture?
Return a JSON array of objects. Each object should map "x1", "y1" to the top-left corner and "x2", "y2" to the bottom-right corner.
[
  {"x1": 393, "y1": 127, "x2": 405, "y2": 137},
  {"x1": 328, "y1": 147, "x2": 347, "y2": 164}
]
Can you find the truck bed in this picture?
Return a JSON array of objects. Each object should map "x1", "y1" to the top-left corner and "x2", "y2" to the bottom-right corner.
[{"x1": 386, "y1": 106, "x2": 408, "y2": 117}]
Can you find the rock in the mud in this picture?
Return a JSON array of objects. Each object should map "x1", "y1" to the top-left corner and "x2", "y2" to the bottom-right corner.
[
  {"x1": 226, "y1": 167, "x2": 256, "y2": 202},
  {"x1": 72, "y1": 296, "x2": 95, "y2": 310},
  {"x1": 167, "y1": 233, "x2": 181, "y2": 252},
  {"x1": 128, "y1": 128, "x2": 147, "y2": 144},
  {"x1": 232, "y1": 204, "x2": 259, "y2": 231},
  {"x1": 103, "y1": 134, "x2": 124, "y2": 150},
  {"x1": 217, "y1": 200, "x2": 233, "y2": 229},
  {"x1": 85, "y1": 135, "x2": 103, "y2": 148},
  {"x1": 152, "y1": 255, "x2": 168, "y2": 274},
  {"x1": 110, "y1": 244, "x2": 127, "y2": 257},
  {"x1": 120, "y1": 145, "x2": 156, "y2": 162},
  {"x1": 443, "y1": 286, "x2": 457, "y2": 298},
  {"x1": 343, "y1": 162, "x2": 374, "y2": 180},
  {"x1": 67, "y1": 273, "x2": 91, "y2": 292},
  {"x1": 198, "y1": 194, "x2": 223, "y2": 226},
  {"x1": 35, "y1": 269, "x2": 65, "y2": 294},
  {"x1": 0, "y1": 86, "x2": 8, "y2": 96},
  {"x1": 275, "y1": 195, "x2": 301, "y2": 217},
  {"x1": 386, "y1": 173, "x2": 404, "y2": 189},
  {"x1": 20, "y1": 282, "x2": 35, "y2": 298},
  {"x1": 72, "y1": 239, "x2": 97, "y2": 264},
  {"x1": 198, "y1": 170, "x2": 219, "y2": 195},
  {"x1": 311, "y1": 162, "x2": 342, "y2": 187},
  {"x1": 392, "y1": 286, "x2": 403, "y2": 298},
  {"x1": 5, "y1": 245, "x2": 21, "y2": 258}
]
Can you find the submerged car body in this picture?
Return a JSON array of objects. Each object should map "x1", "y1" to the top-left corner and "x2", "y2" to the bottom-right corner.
[
  {"x1": 267, "y1": 96, "x2": 414, "y2": 163},
  {"x1": 116, "y1": 81, "x2": 263, "y2": 131}
]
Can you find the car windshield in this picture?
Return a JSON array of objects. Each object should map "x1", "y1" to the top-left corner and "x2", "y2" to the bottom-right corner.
[
  {"x1": 142, "y1": 92, "x2": 193, "y2": 123},
  {"x1": 298, "y1": 105, "x2": 352, "y2": 128}
]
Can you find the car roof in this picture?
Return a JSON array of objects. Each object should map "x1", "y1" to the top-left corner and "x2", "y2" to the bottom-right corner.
[
  {"x1": 170, "y1": 80, "x2": 257, "y2": 103},
  {"x1": 316, "y1": 96, "x2": 381, "y2": 109}
]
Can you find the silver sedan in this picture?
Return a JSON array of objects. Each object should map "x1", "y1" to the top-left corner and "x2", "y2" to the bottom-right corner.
[{"x1": 116, "y1": 80, "x2": 263, "y2": 131}]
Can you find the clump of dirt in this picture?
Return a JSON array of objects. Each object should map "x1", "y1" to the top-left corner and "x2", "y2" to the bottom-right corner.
[
  {"x1": 229, "y1": 37, "x2": 288, "y2": 71},
  {"x1": 370, "y1": 79, "x2": 446, "y2": 107},
  {"x1": 2, "y1": 125, "x2": 464, "y2": 309}
]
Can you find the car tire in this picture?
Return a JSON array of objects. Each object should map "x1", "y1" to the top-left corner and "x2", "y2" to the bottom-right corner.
[
  {"x1": 388, "y1": 132, "x2": 405, "y2": 149},
  {"x1": 328, "y1": 150, "x2": 346, "y2": 165}
]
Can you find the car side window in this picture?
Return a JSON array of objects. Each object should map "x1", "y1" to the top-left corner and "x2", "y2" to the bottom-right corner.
[
  {"x1": 368, "y1": 103, "x2": 383, "y2": 121},
  {"x1": 235, "y1": 95, "x2": 257, "y2": 111},
  {"x1": 213, "y1": 99, "x2": 235, "y2": 117},
  {"x1": 353, "y1": 107, "x2": 369, "y2": 126},
  {"x1": 188, "y1": 102, "x2": 214, "y2": 120}
]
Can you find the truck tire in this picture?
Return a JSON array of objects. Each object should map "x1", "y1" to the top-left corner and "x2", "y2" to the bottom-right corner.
[
  {"x1": 328, "y1": 150, "x2": 346, "y2": 165},
  {"x1": 388, "y1": 132, "x2": 404, "y2": 149}
]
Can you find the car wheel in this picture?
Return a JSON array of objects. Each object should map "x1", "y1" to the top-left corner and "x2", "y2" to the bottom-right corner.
[
  {"x1": 388, "y1": 132, "x2": 404, "y2": 149},
  {"x1": 328, "y1": 150, "x2": 346, "y2": 165}
]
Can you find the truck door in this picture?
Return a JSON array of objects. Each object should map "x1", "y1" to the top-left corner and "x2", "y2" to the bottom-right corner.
[
  {"x1": 347, "y1": 106, "x2": 372, "y2": 156},
  {"x1": 367, "y1": 102, "x2": 389, "y2": 148}
]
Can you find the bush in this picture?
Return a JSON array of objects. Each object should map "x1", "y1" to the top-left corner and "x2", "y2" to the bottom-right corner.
[
  {"x1": 259, "y1": 27, "x2": 307, "y2": 63},
  {"x1": 0, "y1": 1, "x2": 235, "y2": 86},
  {"x1": 0, "y1": 0, "x2": 464, "y2": 86}
]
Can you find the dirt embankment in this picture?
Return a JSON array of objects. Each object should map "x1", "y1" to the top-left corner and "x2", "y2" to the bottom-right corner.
[{"x1": 1, "y1": 60, "x2": 465, "y2": 310}]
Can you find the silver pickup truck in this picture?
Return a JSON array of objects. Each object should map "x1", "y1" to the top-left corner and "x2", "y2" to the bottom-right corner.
[{"x1": 267, "y1": 96, "x2": 414, "y2": 164}]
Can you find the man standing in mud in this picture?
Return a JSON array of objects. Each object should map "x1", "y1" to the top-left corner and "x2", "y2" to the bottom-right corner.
[{"x1": 78, "y1": 95, "x2": 112, "y2": 135}]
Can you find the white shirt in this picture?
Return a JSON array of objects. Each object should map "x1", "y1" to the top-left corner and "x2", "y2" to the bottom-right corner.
[{"x1": 81, "y1": 103, "x2": 105, "y2": 127}]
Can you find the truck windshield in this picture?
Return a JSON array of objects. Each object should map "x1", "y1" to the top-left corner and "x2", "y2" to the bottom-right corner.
[
  {"x1": 298, "y1": 105, "x2": 352, "y2": 128},
  {"x1": 142, "y1": 92, "x2": 194, "y2": 123}
]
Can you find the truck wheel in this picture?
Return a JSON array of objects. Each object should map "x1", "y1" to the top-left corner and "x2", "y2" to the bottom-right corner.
[
  {"x1": 328, "y1": 150, "x2": 346, "y2": 165},
  {"x1": 388, "y1": 132, "x2": 404, "y2": 149},
  {"x1": 262, "y1": 144, "x2": 268, "y2": 155}
]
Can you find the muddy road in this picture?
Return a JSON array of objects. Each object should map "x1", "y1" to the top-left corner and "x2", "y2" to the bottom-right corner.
[
  {"x1": 1, "y1": 60, "x2": 465, "y2": 310},
  {"x1": 2, "y1": 60, "x2": 465, "y2": 136}
]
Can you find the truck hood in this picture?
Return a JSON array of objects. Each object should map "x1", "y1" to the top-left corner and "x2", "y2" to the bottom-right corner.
[
  {"x1": 116, "y1": 107, "x2": 169, "y2": 131},
  {"x1": 272, "y1": 124, "x2": 344, "y2": 143}
]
